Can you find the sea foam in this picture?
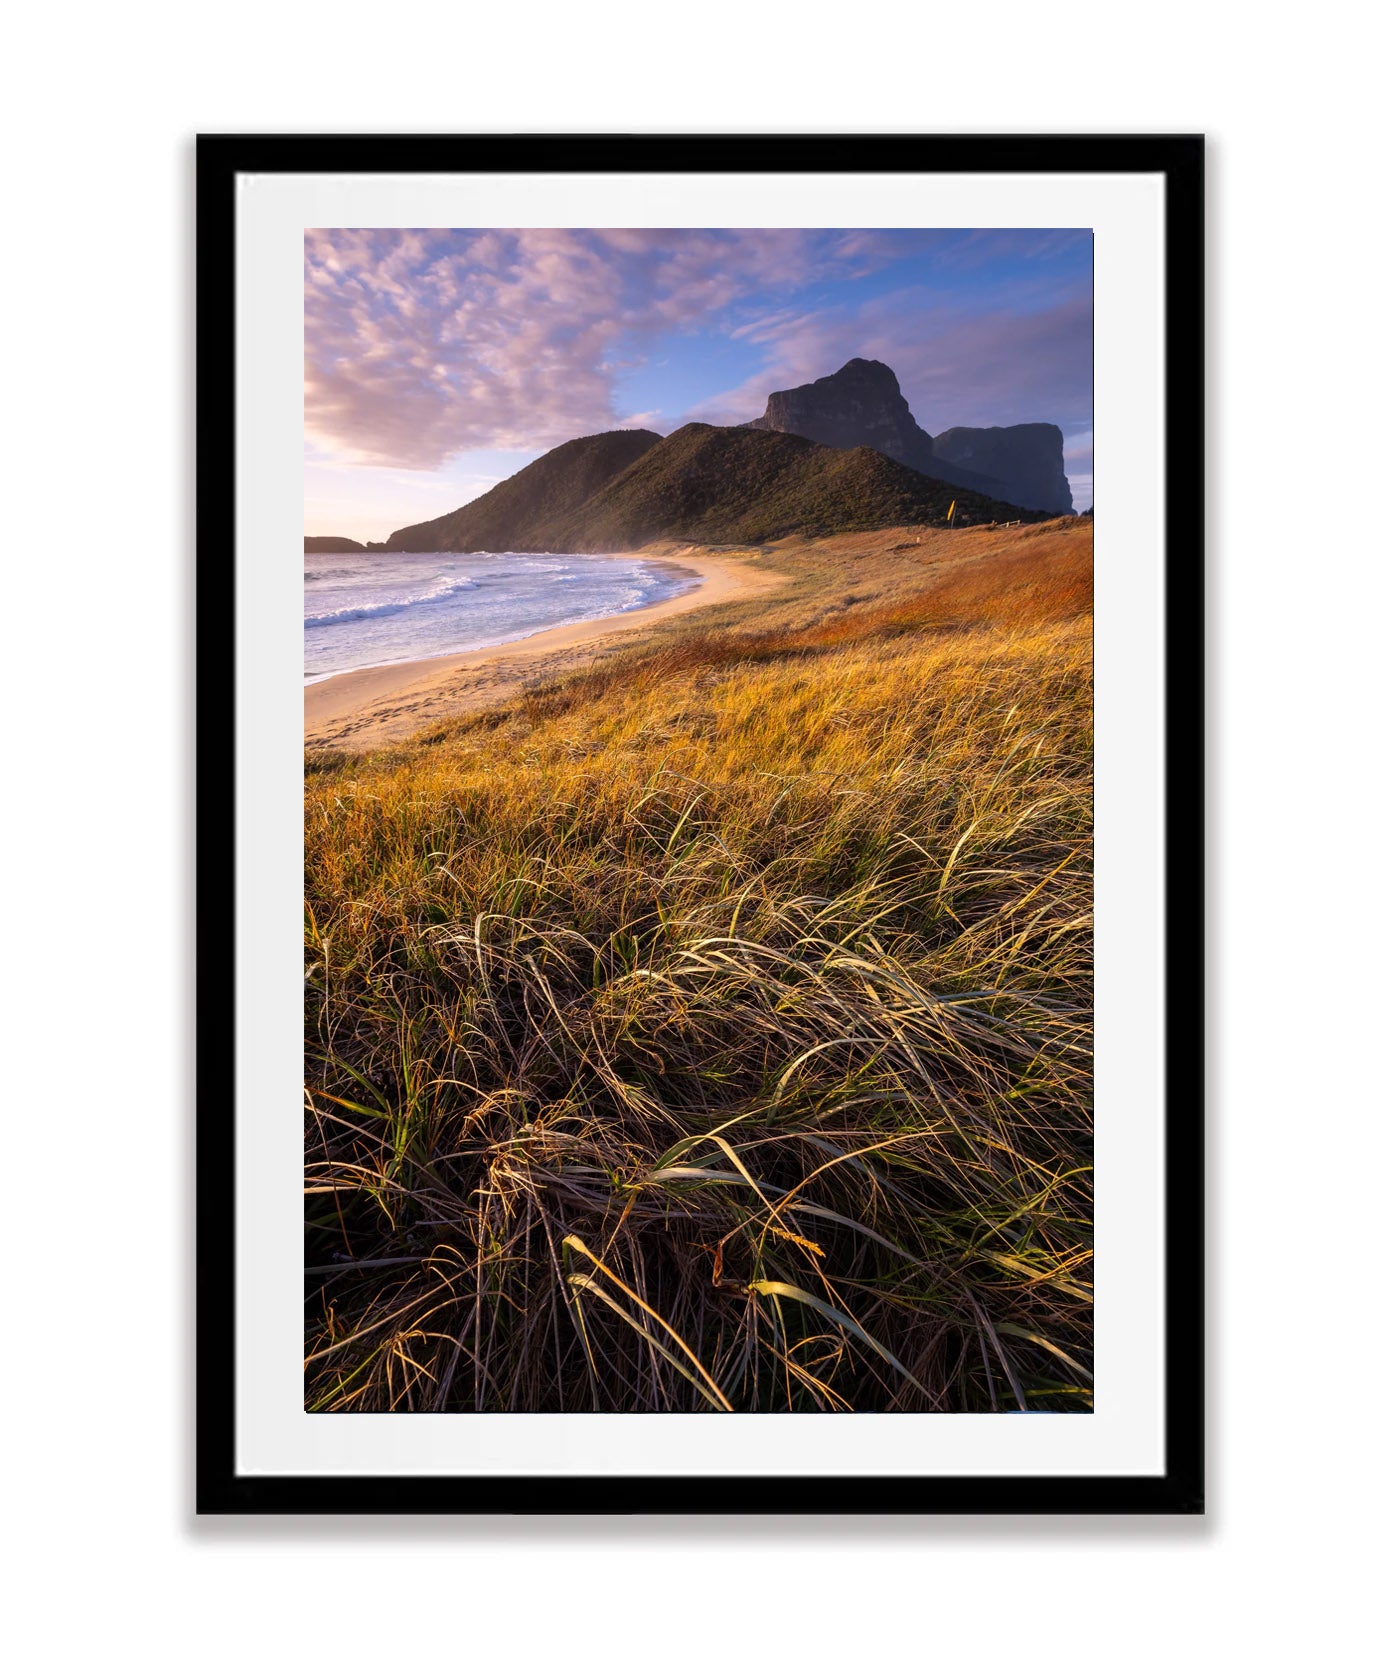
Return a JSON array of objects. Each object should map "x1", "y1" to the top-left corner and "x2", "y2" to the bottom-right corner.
[{"x1": 304, "y1": 550, "x2": 697, "y2": 683}]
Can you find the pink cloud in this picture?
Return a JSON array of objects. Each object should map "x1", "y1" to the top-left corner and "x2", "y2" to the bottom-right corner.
[
  {"x1": 305, "y1": 228, "x2": 840, "y2": 469},
  {"x1": 306, "y1": 229, "x2": 634, "y2": 467}
]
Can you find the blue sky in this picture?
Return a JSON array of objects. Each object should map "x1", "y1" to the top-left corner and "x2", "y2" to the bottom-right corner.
[{"x1": 305, "y1": 228, "x2": 1093, "y2": 541}]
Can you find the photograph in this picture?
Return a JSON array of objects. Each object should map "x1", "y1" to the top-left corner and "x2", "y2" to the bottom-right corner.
[
  {"x1": 13, "y1": 8, "x2": 1392, "y2": 1663},
  {"x1": 301, "y1": 223, "x2": 1098, "y2": 1416}
]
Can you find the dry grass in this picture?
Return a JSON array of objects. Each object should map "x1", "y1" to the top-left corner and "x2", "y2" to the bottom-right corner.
[{"x1": 304, "y1": 521, "x2": 1094, "y2": 1412}]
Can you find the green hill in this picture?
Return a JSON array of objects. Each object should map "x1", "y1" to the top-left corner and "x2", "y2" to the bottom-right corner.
[
  {"x1": 384, "y1": 422, "x2": 1044, "y2": 555},
  {"x1": 551, "y1": 423, "x2": 1037, "y2": 549},
  {"x1": 387, "y1": 429, "x2": 662, "y2": 552}
]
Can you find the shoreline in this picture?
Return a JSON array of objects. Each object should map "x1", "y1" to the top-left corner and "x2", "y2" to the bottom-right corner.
[
  {"x1": 304, "y1": 549, "x2": 785, "y2": 751},
  {"x1": 303, "y1": 558, "x2": 703, "y2": 690}
]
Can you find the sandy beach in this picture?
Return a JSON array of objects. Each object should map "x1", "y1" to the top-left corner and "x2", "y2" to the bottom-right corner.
[{"x1": 305, "y1": 549, "x2": 785, "y2": 751}]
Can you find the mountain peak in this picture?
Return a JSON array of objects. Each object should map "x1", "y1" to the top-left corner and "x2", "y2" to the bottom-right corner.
[
  {"x1": 748, "y1": 359, "x2": 922, "y2": 466},
  {"x1": 748, "y1": 359, "x2": 1073, "y2": 514},
  {"x1": 835, "y1": 356, "x2": 900, "y2": 382},
  {"x1": 830, "y1": 356, "x2": 894, "y2": 379}
]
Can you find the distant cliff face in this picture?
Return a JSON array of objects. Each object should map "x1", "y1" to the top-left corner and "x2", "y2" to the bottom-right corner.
[
  {"x1": 927, "y1": 424, "x2": 1073, "y2": 516},
  {"x1": 749, "y1": 358, "x2": 952, "y2": 476},
  {"x1": 749, "y1": 358, "x2": 1073, "y2": 514},
  {"x1": 304, "y1": 535, "x2": 365, "y2": 553}
]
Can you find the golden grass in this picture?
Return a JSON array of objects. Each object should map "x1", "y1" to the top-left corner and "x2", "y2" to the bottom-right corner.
[{"x1": 305, "y1": 523, "x2": 1094, "y2": 1412}]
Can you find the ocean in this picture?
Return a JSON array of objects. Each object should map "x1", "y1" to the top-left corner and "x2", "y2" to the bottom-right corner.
[{"x1": 304, "y1": 550, "x2": 700, "y2": 684}]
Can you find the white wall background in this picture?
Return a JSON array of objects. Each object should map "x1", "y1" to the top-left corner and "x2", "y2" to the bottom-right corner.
[{"x1": 5, "y1": 4, "x2": 1394, "y2": 1675}]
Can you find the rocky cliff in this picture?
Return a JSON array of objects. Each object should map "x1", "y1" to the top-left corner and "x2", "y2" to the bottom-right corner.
[
  {"x1": 749, "y1": 358, "x2": 1073, "y2": 514},
  {"x1": 749, "y1": 357, "x2": 983, "y2": 479},
  {"x1": 927, "y1": 424, "x2": 1073, "y2": 517}
]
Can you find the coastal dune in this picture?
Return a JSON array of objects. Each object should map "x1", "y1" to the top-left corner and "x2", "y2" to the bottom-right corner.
[{"x1": 304, "y1": 514, "x2": 1095, "y2": 1414}]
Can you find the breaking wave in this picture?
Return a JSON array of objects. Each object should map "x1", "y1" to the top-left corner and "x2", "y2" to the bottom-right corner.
[{"x1": 304, "y1": 549, "x2": 699, "y2": 683}]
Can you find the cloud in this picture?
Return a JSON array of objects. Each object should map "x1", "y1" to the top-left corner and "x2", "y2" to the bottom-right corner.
[
  {"x1": 305, "y1": 228, "x2": 1092, "y2": 487},
  {"x1": 305, "y1": 229, "x2": 629, "y2": 467},
  {"x1": 305, "y1": 229, "x2": 842, "y2": 469}
]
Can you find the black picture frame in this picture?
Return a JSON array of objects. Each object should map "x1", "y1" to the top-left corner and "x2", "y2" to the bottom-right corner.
[{"x1": 196, "y1": 133, "x2": 1204, "y2": 1517}]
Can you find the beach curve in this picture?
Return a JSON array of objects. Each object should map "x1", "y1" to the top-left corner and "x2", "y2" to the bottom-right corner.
[{"x1": 304, "y1": 549, "x2": 786, "y2": 751}]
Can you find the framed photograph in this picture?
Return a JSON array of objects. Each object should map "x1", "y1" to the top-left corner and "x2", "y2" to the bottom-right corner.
[{"x1": 196, "y1": 133, "x2": 1203, "y2": 1515}]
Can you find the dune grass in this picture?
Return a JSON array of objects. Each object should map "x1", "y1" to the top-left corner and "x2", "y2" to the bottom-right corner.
[{"x1": 304, "y1": 533, "x2": 1094, "y2": 1412}]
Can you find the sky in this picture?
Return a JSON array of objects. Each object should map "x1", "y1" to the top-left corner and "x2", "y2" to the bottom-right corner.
[{"x1": 305, "y1": 228, "x2": 1093, "y2": 542}]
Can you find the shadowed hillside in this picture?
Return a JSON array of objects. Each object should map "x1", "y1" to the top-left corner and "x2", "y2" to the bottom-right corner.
[
  {"x1": 388, "y1": 428, "x2": 662, "y2": 552},
  {"x1": 550, "y1": 423, "x2": 1040, "y2": 549},
  {"x1": 385, "y1": 422, "x2": 1046, "y2": 557}
]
